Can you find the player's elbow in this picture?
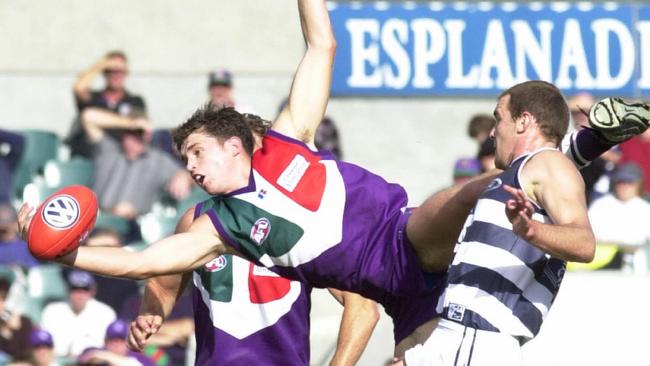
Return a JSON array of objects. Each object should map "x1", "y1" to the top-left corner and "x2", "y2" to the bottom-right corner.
[
  {"x1": 366, "y1": 301, "x2": 380, "y2": 325},
  {"x1": 309, "y1": 37, "x2": 337, "y2": 56},
  {"x1": 575, "y1": 245, "x2": 595, "y2": 263},
  {"x1": 571, "y1": 235, "x2": 596, "y2": 263},
  {"x1": 344, "y1": 293, "x2": 380, "y2": 324},
  {"x1": 121, "y1": 268, "x2": 152, "y2": 281}
]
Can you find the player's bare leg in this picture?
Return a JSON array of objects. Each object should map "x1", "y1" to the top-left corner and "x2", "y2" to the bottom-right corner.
[{"x1": 406, "y1": 170, "x2": 500, "y2": 272}]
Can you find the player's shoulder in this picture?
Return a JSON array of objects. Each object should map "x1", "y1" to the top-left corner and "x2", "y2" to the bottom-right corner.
[
  {"x1": 260, "y1": 129, "x2": 319, "y2": 157},
  {"x1": 523, "y1": 148, "x2": 580, "y2": 184},
  {"x1": 526, "y1": 148, "x2": 574, "y2": 171}
]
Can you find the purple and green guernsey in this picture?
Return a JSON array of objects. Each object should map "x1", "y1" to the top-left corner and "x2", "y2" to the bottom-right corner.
[
  {"x1": 193, "y1": 203, "x2": 312, "y2": 365},
  {"x1": 202, "y1": 130, "x2": 443, "y2": 343}
]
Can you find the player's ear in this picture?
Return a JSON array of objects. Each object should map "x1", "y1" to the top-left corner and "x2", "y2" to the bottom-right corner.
[
  {"x1": 225, "y1": 136, "x2": 243, "y2": 157},
  {"x1": 517, "y1": 111, "x2": 535, "y2": 133}
]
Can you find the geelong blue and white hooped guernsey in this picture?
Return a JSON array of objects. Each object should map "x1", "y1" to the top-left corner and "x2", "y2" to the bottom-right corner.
[{"x1": 438, "y1": 148, "x2": 566, "y2": 344}]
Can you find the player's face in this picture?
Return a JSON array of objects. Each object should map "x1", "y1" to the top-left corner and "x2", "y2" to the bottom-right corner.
[
  {"x1": 492, "y1": 95, "x2": 517, "y2": 169},
  {"x1": 181, "y1": 131, "x2": 238, "y2": 195}
]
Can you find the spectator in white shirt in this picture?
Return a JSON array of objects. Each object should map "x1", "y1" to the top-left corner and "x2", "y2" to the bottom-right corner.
[
  {"x1": 40, "y1": 270, "x2": 115, "y2": 357},
  {"x1": 588, "y1": 163, "x2": 650, "y2": 272}
]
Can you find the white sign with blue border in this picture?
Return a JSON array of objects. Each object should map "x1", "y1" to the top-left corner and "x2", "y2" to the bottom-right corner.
[{"x1": 329, "y1": 2, "x2": 650, "y2": 96}]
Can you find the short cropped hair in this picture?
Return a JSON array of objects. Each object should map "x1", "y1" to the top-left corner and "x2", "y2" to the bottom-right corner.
[{"x1": 499, "y1": 80, "x2": 569, "y2": 146}]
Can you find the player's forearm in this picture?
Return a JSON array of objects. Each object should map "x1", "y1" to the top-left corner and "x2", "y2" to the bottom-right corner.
[
  {"x1": 59, "y1": 232, "x2": 223, "y2": 280},
  {"x1": 279, "y1": 0, "x2": 335, "y2": 143},
  {"x1": 525, "y1": 221, "x2": 595, "y2": 262},
  {"x1": 299, "y1": 0, "x2": 336, "y2": 50},
  {"x1": 140, "y1": 274, "x2": 187, "y2": 319},
  {"x1": 57, "y1": 246, "x2": 156, "y2": 280},
  {"x1": 330, "y1": 292, "x2": 379, "y2": 366}
]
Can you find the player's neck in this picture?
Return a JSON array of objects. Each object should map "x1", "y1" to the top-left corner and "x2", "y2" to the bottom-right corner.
[
  {"x1": 516, "y1": 131, "x2": 557, "y2": 157},
  {"x1": 225, "y1": 157, "x2": 253, "y2": 194}
]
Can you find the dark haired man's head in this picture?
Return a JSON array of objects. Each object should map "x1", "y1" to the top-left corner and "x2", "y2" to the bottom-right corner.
[
  {"x1": 172, "y1": 104, "x2": 266, "y2": 195},
  {"x1": 492, "y1": 81, "x2": 569, "y2": 169},
  {"x1": 172, "y1": 104, "x2": 255, "y2": 156},
  {"x1": 498, "y1": 80, "x2": 569, "y2": 145}
]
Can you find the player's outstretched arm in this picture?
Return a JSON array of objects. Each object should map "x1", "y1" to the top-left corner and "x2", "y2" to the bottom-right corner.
[
  {"x1": 129, "y1": 208, "x2": 195, "y2": 351},
  {"x1": 327, "y1": 289, "x2": 379, "y2": 366},
  {"x1": 272, "y1": 0, "x2": 335, "y2": 146},
  {"x1": 510, "y1": 150, "x2": 595, "y2": 262},
  {"x1": 17, "y1": 204, "x2": 228, "y2": 280}
]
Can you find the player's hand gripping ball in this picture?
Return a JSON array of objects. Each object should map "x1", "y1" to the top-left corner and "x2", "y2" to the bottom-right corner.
[{"x1": 27, "y1": 185, "x2": 98, "y2": 260}]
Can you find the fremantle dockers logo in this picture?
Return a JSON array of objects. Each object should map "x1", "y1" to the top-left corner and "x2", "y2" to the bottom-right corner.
[
  {"x1": 250, "y1": 218, "x2": 271, "y2": 245},
  {"x1": 41, "y1": 194, "x2": 80, "y2": 230},
  {"x1": 204, "y1": 255, "x2": 228, "y2": 272}
]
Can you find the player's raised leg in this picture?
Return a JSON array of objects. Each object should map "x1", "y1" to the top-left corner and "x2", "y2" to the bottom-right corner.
[{"x1": 406, "y1": 170, "x2": 500, "y2": 272}]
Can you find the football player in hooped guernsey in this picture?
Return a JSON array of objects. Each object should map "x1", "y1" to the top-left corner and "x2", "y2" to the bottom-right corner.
[{"x1": 18, "y1": 0, "x2": 650, "y2": 363}]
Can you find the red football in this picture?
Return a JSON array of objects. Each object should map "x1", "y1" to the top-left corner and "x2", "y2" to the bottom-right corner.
[{"x1": 27, "y1": 185, "x2": 98, "y2": 260}]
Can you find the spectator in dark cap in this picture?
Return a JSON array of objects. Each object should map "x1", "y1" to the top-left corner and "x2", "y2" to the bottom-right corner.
[
  {"x1": 40, "y1": 270, "x2": 115, "y2": 357},
  {"x1": 452, "y1": 157, "x2": 482, "y2": 186},
  {"x1": 29, "y1": 329, "x2": 58, "y2": 366},
  {"x1": 207, "y1": 68, "x2": 235, "y2": 108},
  {"x1": 588, "y1": 162, "x2": 650, "y2": 272},
  {"x1": 76, "y1": 319, "x2": 154, "y2": 366},
  {"x1": 0, "y1": 203, "x2": 39, "y2": 269},
  {"x1": 611, "y1": 162, "x2": 645, "y2": 187}
]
